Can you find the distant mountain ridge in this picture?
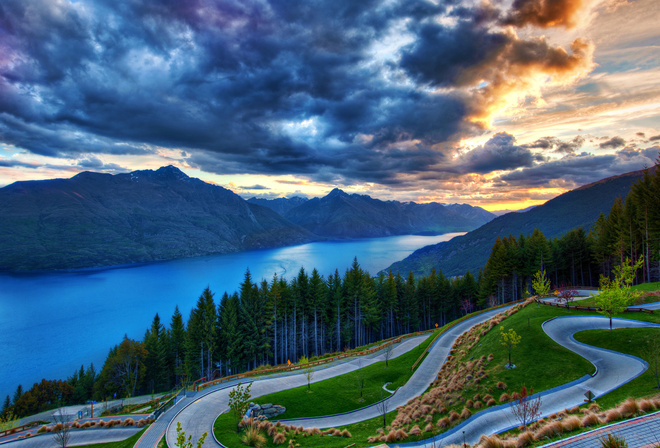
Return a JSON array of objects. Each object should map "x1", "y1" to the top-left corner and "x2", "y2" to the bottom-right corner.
[
  {"x1": 0, "y1": 166, "x2": 317, "y2": 270},
  {"x1": 384, "y1": 168, "x2": 649, "y2": 277},
  {"x1": 251, "y1": 189, "x2": 495, "y2": 238}
]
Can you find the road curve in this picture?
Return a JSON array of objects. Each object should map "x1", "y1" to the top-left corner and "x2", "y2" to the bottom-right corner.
[
  {"x1": 396, "y1": 315, "x2": 660, "y2": 448},
  {"x1": 167, "y1": 305, "x2": 516, "y2": 447}
]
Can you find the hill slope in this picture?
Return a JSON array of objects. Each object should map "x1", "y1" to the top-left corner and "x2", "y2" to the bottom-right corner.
[
  {"x1": 0, "y1": 166, "x2": 317, "y2": 270},
  {"x1": 281, "y1": 189, "x2": 495, "y2": 238},
  {"x1": 384, "y1": 169, "x2": 647, "y2": 277}
]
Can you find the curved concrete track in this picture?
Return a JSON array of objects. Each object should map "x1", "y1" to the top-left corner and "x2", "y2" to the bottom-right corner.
[
  {"x1": 397, "y1": 315, "x2": 660, "y2": 448},
  {"x1": 166, "y1": 305, "x2": 515, "y2": 448}
]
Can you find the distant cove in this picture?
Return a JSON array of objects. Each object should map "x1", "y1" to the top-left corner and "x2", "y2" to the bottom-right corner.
[{"x1": 0, "y1": 233, "x2": 462, "y2": 400}]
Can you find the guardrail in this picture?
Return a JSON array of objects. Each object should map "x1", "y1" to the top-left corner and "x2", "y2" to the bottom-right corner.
[
  {"x1": 196, "y1": 329, "x2": 435, "y2": 391},
  {"x1": 0, "y1": 421, "x2": 40, "y2": 438}
]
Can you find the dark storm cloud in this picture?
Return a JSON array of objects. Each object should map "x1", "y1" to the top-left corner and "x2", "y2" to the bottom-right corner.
[
  {"x1": 496, "y1": 147, "x2": 657, "y2": 187},
  {"x1": 523, "y1": 135, "x2": 584, "y2": 153},
  {"x1": 650, "y1": 135, "x2": 660, "y2": 142},
  {"x1": 0, "y1": 0, "x2": 596, "y2": 186},
  {"x1": 599, "y1": 136, "x2": 626, "y2": 149},
  {"x1": 0, "y1": 159, "x2": 38, "y2": 168},
  {"x1": 456, "y1": 132, "x2": 539, "y2": 174}
]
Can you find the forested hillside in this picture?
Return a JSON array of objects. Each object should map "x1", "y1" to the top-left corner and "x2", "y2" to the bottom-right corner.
[{"x1": 386, "y1": 167, "x2": 654, "y2": 277}]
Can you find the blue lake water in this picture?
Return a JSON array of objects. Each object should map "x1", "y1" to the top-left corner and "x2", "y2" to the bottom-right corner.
[{"x1": 0, "y1": 233, "x2": 462, "y2": 400}]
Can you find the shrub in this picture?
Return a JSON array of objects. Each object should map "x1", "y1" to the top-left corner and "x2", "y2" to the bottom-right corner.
[
  {"x1": 409, "y1": 425, "x2": 421, "y2": 436},
  {"x1": 449, "y1": 410, "x2": 460, "y2": 422},
  {"x1": 497, "y1": 381, "x2": 507, "y2": 390},
  {"x1": 340, "y1": 429, "x2": 351, "y2": 438},
  {"x1": 478, "y1": 434, "x2": 507, "y2": 448},
  {"x1": 425, "y1": 423, "x2": 434, "y2": 432},
  {"x1": 241, "y1": 425, "x2": 266, "y2": 447},
  {"x1": 561, "y1": 416, "x2": 581, "y2": 431},
  {"x1": 37, "y1": 425, "x2": 48, "y2": 434},
  {"x1": 499, "y1": 393, "x2": 511, "y2": 402},
  {"x1": 600, "y1": 434, "x2": 628, "y2": 448},
  {"x1": 619, "y1": 398, "x2": 640, "y2": 417},
  {"x1": 121, "y1": 418, "x2": 135, "y2": 427},
  {"x1": 474, "y1": 401, "x2": 484, "y2": 409},
  {"x1": 639, "y1": 399, "x2": 656, "y2": 413},
  {"x1": 487, "y1": 399, "x2": 497, "y2": 406},
  {"x1": 605, "y1": 409, "x2": 622, "y2": 423},
  {"x1": 582, "y1": 413, "x2": 600, "y2": 427},
  {"x1": 461, "y1": 407, "x2": 472, "y2": 419},
  {"x1": 516, "y1": 431, "x2": 534, "y2": 448},
  {"x1": 272, "y1": 432, "x2": 286, "y2": 445},
  {"x1": 437, "y1": 417, "x2": 449, "y2": 428}
]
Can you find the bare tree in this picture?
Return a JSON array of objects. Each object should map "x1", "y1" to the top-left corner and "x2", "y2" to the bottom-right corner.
[
  {"x1": 384, "y1": 343, "x2": 394, "y2": 368},
  {"x1": 356, "y1": 358, "x2": 366, "y2": 401},
  {"x1": 511, "y1": 386, "x2": 542, "y2": 428},
  {"x1": 377, "y1": 389, "x2": 389, "y2": 427},
  {"x1": 52, "y1": 409, "x2": 72, "y2": 448}
]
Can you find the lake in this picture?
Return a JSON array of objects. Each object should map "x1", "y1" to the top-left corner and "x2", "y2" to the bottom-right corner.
[{"x1": 0, "y1": 233, "x2": 462, "y2": 400}]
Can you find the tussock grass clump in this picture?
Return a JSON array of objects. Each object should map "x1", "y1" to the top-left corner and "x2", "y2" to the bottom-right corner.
[
  {"x1": 516, "y1": 431, "x2": 534, "y2": 448},
  {"x1": 619, "y1": 397, "x2": 640, "y2": 417},
  {"x1": 561, "y1": 415, "x2": 581, "y2": 431},
  {"x1": 241, "y1": 424, "x2": 266, "y2": 447},
  {"x1": 478, "y1": 434, "x2": 513, "y2": 448},
  {"x1": 581, "y1": 413, "x2": 600, "y2": 427},
  {"x1": 605, "y1": 408, "x2": 623, "y2": 423},
  {"x1": 639, "y1": 399, "x2": 656, "y2": 413},
  {"x1": 461, "y1": 407, "x2": 472, "y2": 419},
  {"x1": 409, "y1": 425, "x2": 421, "y2": 436},
  {"x1": 499, "y1": 393, "x2": 511, "y2": 402},
  {"x1": 600, "y1": 434, "x2": 628, "y2": 448},
  {"x1": 272, "y1": 432, "x2": 286, "y2": 445}
]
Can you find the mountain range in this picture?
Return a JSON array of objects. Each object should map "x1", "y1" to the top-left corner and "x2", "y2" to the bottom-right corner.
[
  {"x1": 250, "y1": 190, "x2": 495, "y2": 238},
  {"x1": 0, "y1": 166, "x2": 317, "y2": 270},
  {"x1": 383, "y1": 168, "x2": 649, "y2": 278},
  {"x1": 0, "y1": 166, "x2": 493, "y2": 271}
]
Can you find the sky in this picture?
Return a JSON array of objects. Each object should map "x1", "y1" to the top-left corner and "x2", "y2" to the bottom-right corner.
[{"x1": 0, "y1": 0, "x2": 658, "y2": 211}]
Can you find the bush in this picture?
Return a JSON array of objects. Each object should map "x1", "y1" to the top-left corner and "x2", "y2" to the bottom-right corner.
[
  {"x1": 272, "y1": 432, "x2": 286, "y2": 445},
  {"x1": 600, "y1": 434, "x2": 628, "y2": 448},
  {"x1": 241, "y1": 425, "x2": 266, "y2": 447}
]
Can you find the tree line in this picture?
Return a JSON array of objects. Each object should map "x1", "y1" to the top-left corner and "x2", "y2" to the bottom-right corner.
[
  {"x1": 480, "y1": 163, "x2": 659, "y2": 303},
  {"x1": 3, "y1": 161, "x2": 658, "y2": 419}
]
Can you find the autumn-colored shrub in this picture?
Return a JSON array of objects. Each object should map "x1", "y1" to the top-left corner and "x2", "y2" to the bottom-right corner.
[
  {"x1": 487, "y1": 399, "x2": 497, "y2": 406},
  {"x1": 409, "y1": 425, "x2": 421, "y2": 436},
  {"x1": 461, "y1": 407, "x2": 472, "y2": 419},
  {"x1": 499, "y1": 393, "x2": 511, "y2": 402},
  {"x1": 605, "y1": 408, "x2": 622, "y2": 423},
  {"x1": 639, "y1": 399, "x2": 656, "y2": 413},
  {"x1": 272, "y1": 432, "x2": 286, "y2": 445},
  {"x1": 474, "y1": 401, "x2": 484, "y2": 409},
  {"x1": 619, "y1": 398, "x2": 640, "y2": 417},
  {"x1": 437, "y1": 417, "x2": 450, "y2": 428},
  {"x1": 561, "y1": 416, "x2": 581, "y2": 431},
  {"x1": 448, "y1": 410, "x2": 460, "y2": 422},
  {"x1": 581, "y1": 413, "x2": 600, "y2": 427},
  {"x1": 497, "y1": 381, "x2": 507, "y2": 390},
  {"x1": 516, "y1": 431, "x2": 534, "y2": 448}
]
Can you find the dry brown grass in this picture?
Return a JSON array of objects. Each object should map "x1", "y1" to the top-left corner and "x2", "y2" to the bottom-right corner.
[
  {"x1": 605, "y1": 408, "x2": 623, "y2": 423},
  {"x1": 497, "y1": 381, "x2": 507, "y2": 390},
  {"x1": 516, "y1": 431, "x2": 534, "y2": 448},
  {"x1": 581, "y1": 413, "x2": 600, "y2": 427},
  {"x1": 619, "y1": 397, "x2": 640, "y2": 417},
  {"x1": 499, "y1": 393, "x2": 511, "y2": 402},
  {"x1": 561, "y1": 416, "x2": 581, "y2": 431},
  {"x1": 272, "y1": 432, "x2": 286, "y2": 444},
  {"x1": 639, "y1": 399, "x2": 656, "y2": 413},
  {"x1": 409, "y1": 425, "x2": 421, "y2": 436},
  {"x1": 461, "y1": 407, "x2": 472, "y2": 419}
]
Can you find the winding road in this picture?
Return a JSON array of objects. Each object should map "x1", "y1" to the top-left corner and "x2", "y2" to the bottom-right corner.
[{"x1": 3, "y1": 300, "x2": 659, "y2": 448}]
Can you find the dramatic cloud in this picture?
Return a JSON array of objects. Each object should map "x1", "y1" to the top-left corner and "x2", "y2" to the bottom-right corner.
[
  {"x1": 599, "y1": 136, "x2": 626, "y2": 149},
  {"x1": 502, "y1": 0, "x2": 590, "y2": 28},
  {"x1": 497, "y1": 146, "x2": 657, "y2": 187},
  {"x1": 0, "y1": 0, "x2": 599, "y2": 187},
  {"x1": 524, "y1": 136, "x2": 584, "y2": 153},
  {"x1": 456, "y1": 132, "x2": 540, "y2": 174}
]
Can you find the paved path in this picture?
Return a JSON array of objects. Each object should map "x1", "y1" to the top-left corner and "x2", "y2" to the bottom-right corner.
[
  {"x1": 0, "y1": 428, "x2": 141, "y2": 448},
  {"x1": 539, "y1": 410, "x2": 660, "y2": 448},
  {"x1": 395, "y1": 315, "x2": 660, "y2": 447},
  {"x1": 165, "y1": 332, "x2": 436, "y2": 448},
  {"x1": 280, "y1": 306, "x2": 515, "y2": 429}
]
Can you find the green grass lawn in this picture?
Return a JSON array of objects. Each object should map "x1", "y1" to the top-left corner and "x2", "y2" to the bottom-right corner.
[
  {"x1": 574, "y1": 326, "x2": 660, "y2": 409},
  {"x1": 246, "y1": 330, "x2": 436, "y2": 419},
  {"x1": 71, "y1": 427, "x2": 147, "y2": 448},
  {"x1": 572, "y1": 282, "x2": 660, "y2": 308},
  {"x1": 213, "y1": 296, "x2": 660, "y2": 448}
]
